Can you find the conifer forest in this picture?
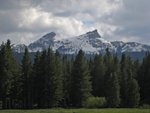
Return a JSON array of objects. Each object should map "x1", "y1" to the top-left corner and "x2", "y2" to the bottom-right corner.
[{"x1": 0, "y1": 40, "x2": 150, "y2": 109}]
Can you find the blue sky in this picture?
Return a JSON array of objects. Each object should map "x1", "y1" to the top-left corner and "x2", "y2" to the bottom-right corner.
[{"x1": 0, "y1": 0, "x2": 150, "y2": 45}]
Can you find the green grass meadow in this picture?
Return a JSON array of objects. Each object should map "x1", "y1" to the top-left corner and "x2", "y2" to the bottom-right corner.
[{"x1": 0, "y1": 109, "x2": 150, "y2": 113}]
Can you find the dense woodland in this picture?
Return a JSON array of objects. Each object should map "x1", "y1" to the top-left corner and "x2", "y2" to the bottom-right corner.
[{"x1": 0, "y1": 40, "x2": 150, "y2": 109}]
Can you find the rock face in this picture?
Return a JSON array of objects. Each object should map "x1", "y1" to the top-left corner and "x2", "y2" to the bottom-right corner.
[
  {"x1": 28, "y1": 32, "x2": 56, "y2": 52},
  {"x1": 13, "y1": 29, "x2": 150, "y2": 54}
]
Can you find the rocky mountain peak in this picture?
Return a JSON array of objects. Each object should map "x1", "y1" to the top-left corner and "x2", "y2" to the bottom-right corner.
[
  {"x1": 86, "y1": 29, "x2": 101, "y2": 39},
  {"x1": 40, "y1": 32, "x2": 56, "y2": 41}
]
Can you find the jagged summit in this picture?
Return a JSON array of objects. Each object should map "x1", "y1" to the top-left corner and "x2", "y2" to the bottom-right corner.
[
  {"x1": 86, "y1": 29, "x2": 101, "y2": 39},
  {"x1": 38, "y1": 32, "x2": 56, "y2": 42},
  {"x1": 42, "y1": 32, "x2": 56, "y2": 40},
  {"x1": 27, "y1": 32, "x2": 56, "y2": 52}
]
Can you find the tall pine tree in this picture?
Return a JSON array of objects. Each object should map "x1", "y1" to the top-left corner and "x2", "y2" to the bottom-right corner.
[
  {"x1": 104, "y1": 50, "x2": 120, "y2": 107},
  {"x1": 138, "y1": 52, "x2": 150, "y2": 104},
  {"x1": 62, "y1": 55, "x2": 72, "y2": 107},
  {"x1": 21, "y1": 47, "x2": 32, "y2": 108},
  {"x1": 32, "y1": 51, "x2": 41, "y2": 108},
  {"x1": 37, "y1": 50, "x2": 49, "y2": 108},
  {"x1": 0, "y1": 40, "x2": 20, "y2": 109},
  {"x1": 108, "y1": 54, "x2": 120, "y2": 107},
  {"x1": 50, "y1": 51, "x2": 64, "y2": 107},
  {"x1": 70, "y1": 50, "x2": 92, "y2": 107},
  {"x1": 91, "y1": 54, "x2": 105, "y2": 97},
  {"x1": 120, "y1": 54, "x2": 140, "y2": 107}
]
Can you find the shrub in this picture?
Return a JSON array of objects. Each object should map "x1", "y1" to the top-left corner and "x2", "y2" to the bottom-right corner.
[
  {"x1": 83, "y1": 97, "x2": 107, "y2": 108},
  {"x1": 141, "y1": 104, "x2": 150, "y2": 109}
]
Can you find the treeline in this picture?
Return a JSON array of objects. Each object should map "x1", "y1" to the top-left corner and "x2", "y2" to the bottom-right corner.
[{"x1": 0, "y1": 40, "x2": 150, "y2": 109}]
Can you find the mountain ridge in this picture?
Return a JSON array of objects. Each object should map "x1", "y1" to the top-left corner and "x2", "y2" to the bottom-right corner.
[{"x1": 13, "y1": 29, "x2": 150, "y2": 55}]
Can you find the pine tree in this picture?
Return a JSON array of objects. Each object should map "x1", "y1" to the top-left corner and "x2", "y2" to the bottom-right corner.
[
  {"x1": 107, "y1": 72, "x2": 120, "y2": 107},
  {"x1": 0, "y1": 44, "x2": 7, "y2": 109},
  {"x1": 104, "y1": 50, "x2": 120, "y2": 107},
  {"x1": 91, "y1": 54, "x2": 105, "y2": 97},
  {"x1": 108, "y1": 54, "x2": 120, "y2": 107},
  {"x1": 35, "y1": 48, "x2": 64, "y2": 108},
  {"x1": 62, "y1": 55, "x2": 72, "y2": 107},
  {"x1": 138, "y1": 52, "x2": 150, "y2": 104},
  {"x1": 70, "y1": 50, "x2": 92, "y2": 107},
  {"x1": 127, "y1": 56, "x2": 140, "y2": 107},
  {"x1": 44, "y1": 48, "x2": 55, "y2": 108},
  {"x1": 0, "y1": 40, "x2": 20, "y2": 109},
  {"x1": 21, "y1": 47, "x2": 32, "y2": 108},
  {"x1": 120, "y1": 53, "x2": 128, "y2": 107},
  {"x1": 50, "y1": 51, "x2": 64, "y2": 107},
  {"x1": 133, "y1": 60, "x2": 140, "y2": 79},
  {"x1": 104, "y1": 48, "x2": 113, "y2": 97},
  {"x1": 36, "y1": 50, "x2": 48, "y2": 108},
  {"x1": 120, "y1": 55, "x2": 140, "y2": 107},
  {"x1": 128, "y1": 78, "x2": 140, "y2": 107},
  {"x1": 32, "y1": 51, "x2": 41, "y2": 107}
]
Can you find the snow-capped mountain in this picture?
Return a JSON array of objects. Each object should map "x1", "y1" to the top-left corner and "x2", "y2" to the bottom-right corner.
[
  {"x1": 111, "y1": 41, "x2": 150, "y2": 53},
  {"x1": 13, "y1": 29, "x2": 150, "y2": 54}
]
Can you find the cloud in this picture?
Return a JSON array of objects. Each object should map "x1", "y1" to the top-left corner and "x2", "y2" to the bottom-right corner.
[
  {"x1": 0, "y1": 0, "x2": 150, "y2": 45},
  {"x1": 107, "y1": 0, "x2": 150, "y2": 44}
]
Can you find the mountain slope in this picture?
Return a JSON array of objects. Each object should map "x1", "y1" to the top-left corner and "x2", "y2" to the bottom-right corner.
[
  {"x1": 28, "y1": 32, "x2": 56, "y2": 52},
  {"x1": 111, "y1": 41, "x2": 150, "y2": 53}
]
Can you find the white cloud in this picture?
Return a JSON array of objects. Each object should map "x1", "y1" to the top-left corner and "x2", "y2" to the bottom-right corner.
[
  {"x1": 18, "y1": 7, "x2": 93, "y2": 38},
  {"x1": 0, "y1": 0, "x2": 150, "y2": 45}
]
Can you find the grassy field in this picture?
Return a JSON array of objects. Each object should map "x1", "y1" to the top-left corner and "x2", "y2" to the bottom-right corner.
[{"x1": 0, "y1": 109, "x2": 150, "y2": 113}]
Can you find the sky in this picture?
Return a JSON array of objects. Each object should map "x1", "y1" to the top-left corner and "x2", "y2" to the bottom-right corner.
[{"x1": 0, "y1": 0, "x2": 150, "y2": 45}]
